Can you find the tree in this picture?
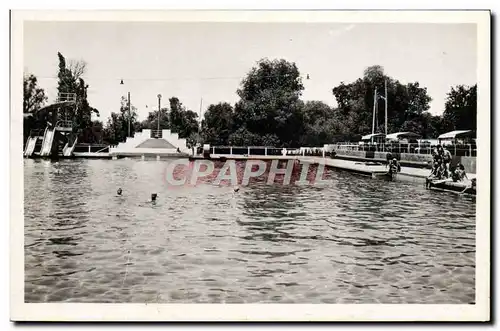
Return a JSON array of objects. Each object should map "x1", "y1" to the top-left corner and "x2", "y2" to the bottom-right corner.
[
  {"x1": 102, "y1": 112, "x2": 123, "y2": 145},
  {"x1": 442, "y1": 84, "x2": 477, "y2": 132},
  {"x1": 68, "y1": 59, "x2": 87, "y2": 81},
  {"x1": 299, "y1": 101, "x2": 336, "y2": 146},
  {"x1": 186, "y1": 132, "x2": 202, "y2": 149},
  {"x1": 331, "y1": 65, "x2": 434, "y2": 139},
  {"x1": 56, "y1": 52, "x2": 100, "y2": 142},
  {"x1": 80, "y1": 120, "x2": 105, "y2": 144},
  {"x1": 23, "y1": 73, "x2": 49, "y2": 144},
  {"x1": 140, "y1": 107, "x2": 170, "y2": 130},
  {"x1": 119, "y1": 95, "x2": 139, "y2": 137},
  {"x1": 102, "y1": 96, "x2": 139, "y2": 145},
  {"x1": 23, "y1": 74, "x2": 47, "y2": 113},
  {"x1": 228, "y1": 127, "x2": 263, "y2": 146},
  {"x1": 201, "y1": 102, "x2": 234, "y2": 145},
  {"x1": 168, "y1": 97, "x2": 199, "y2": 139},
  {"x1": 232, "y1": 58, "x2": 306, "y2": 147}
]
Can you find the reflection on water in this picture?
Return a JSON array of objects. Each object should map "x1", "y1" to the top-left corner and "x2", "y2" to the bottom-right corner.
[{"x1": 24, "y1": 158, "x2": 475, "y2": 303}]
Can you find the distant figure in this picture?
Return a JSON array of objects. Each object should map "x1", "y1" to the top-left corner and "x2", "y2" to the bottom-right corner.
[
  {"x1": 233, "y1": 186, "x2": 240, "y2": 193},
  {"x1": 177, "y1": 147, "x2": 181, "y2": 153},
  {"x1": 389, "y1": 158, "x2": 401, "y2": 175},
  {"x1": 53, "y1": 162, "x2": 62, "y2": 174},
  {"x1": 117, "y1": 188, "x2": 122, "y2": 196},
  {"x1": 151, "y1": 193, "x2": 157, "y2": 202},
  {"x1": 385, "y1": 152, "x2": 393, "y2": 168},
  {"x1": 452, "y1": 163, "x2": 468, "y2": 182}
]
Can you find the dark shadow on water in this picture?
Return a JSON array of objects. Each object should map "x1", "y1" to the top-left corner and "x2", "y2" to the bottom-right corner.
[
  {"x1": 48, "y1": 236, "x2": 81, "y2": 246},
  {"x1": 52, "y1": 250, "x2": 84, "y2": 258}
]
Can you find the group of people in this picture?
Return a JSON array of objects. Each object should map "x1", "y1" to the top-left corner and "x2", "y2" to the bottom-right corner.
[{"x1": 428, "y1": 145, "x2": 468, "y2": 183}]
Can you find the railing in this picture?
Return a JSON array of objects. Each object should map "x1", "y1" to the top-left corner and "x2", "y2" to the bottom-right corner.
[
  {"x1": 56, "y1": 93, "x2": 77, "y2": 103},
  {"x1": 203, "y1": 143, "x2": 476, "y2": 159},
  {"x1": 56, "y1": 120, "x2": 73, "y2": 128},
  {"x1": 73, "y1": 143, "x2": 110, "y2": 154},
  {"x1": 332, "y1": 143, "x2": 477, "y2": 157},
  {"x1": 150, "y1": 130, "x2": 162, "y2": 138},
  {"x1": 210, "y1": 146, "x2": 284, "y2": 156},
  {"x1": 207, "y1": 146, "x2": 330, "y2": 158}
]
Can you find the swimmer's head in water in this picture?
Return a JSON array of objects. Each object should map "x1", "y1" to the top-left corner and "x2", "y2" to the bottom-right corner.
[
  {"x1": 233, "y1": 186, "x2": 240, "y2": 192},
  {"x1": 117, "y1": 188, "x2": 122, "y2": 195},
  {"x1": 151, "y1": 193, "x2": 157, "y2": 201}
]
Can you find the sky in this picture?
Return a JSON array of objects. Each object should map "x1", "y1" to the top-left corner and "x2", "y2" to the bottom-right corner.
[{"x1": 23, "y1": 21, "x2": 477, "y2": 122}]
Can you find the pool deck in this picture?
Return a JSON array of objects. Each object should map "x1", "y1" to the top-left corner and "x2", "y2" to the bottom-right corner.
[{"x1": 193, "y1": 154, "x2": 476, "y2": 194}]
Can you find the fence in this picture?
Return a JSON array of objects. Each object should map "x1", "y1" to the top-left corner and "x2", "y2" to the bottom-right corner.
[
  {"x1": 205, "y1": 146, "x2": 332, "y2": 158},
  {"x1": 199, "y1": 142, "x2": 477, "y2": 158},
  {"x1": 210, "y1": 146, "x2": 284, "y2": 156},
  {"x1": 332, "y1": 143, "x2": 477, "y2": 157}
]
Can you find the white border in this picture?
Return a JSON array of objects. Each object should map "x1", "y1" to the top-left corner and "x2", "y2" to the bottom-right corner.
[{"x1": 10, "y1": 10, "x2": 491, "y2": 322}]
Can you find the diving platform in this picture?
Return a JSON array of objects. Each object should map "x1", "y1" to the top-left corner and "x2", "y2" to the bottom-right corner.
[{"x1": 24, "y1": 93, "x2": 78, "y2": 158}]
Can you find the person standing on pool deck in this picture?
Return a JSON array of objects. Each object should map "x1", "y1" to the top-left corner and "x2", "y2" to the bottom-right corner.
[{"x1": 438, "y1": 145, "x2": 452, "y2": 178}]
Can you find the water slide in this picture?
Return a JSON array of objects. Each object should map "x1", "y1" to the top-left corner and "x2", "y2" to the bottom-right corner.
[
  {"x1": 63, "y1": 137, "x2": 78, "y2": 157},
  {"x1": 24, "y1": 137, "x2": 38, "y2": 157},
  {"x1": 40, "y1": 127, "x2": 56, "y2": 157}
]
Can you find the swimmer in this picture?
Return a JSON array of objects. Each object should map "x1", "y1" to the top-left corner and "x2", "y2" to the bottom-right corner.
[
  {"x1": 233, "y1": 186, "x2": 240, "y2": 193},
  {"x1": 151, "y1": 193, "x2": 157, "y2": 202},
  {"x1": 53, "y1": 164, "x2": 62, "y2": 174},
  {"x1": 117, "y1": 188, "x2": 122, "y2": 196}
]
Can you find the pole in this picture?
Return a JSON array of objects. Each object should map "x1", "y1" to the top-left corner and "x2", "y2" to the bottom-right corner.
[
  {"x1": 157, "y1": 95, "x2": 161, "y2": 132},
  {"x1": 384, "y1": 79, "x2": 388, "y2": 136},
  {"x1": 199, "y1": 98, "x2": 203, "y2": 128},
  {"x1": 128, "y1": 92, "x2": 131, "y2": 137},
  {"x1": 372, "y1": 88, "x2": 377, "y2": 143}
]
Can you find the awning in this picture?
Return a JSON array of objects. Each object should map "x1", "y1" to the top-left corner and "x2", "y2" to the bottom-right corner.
[
  {"x1": 361, "y1": 133, "x2": 386, "y2": 141},
  {"x1": 437, "y1": 130, "x2": 473, "y2": 140},
  {"x1": 386, "y1": 132, "x2": 422, "y2": 140}
]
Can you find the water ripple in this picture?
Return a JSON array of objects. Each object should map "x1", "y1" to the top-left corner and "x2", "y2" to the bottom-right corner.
[{"x1": 24, "y1": 158, "x2": 475, "y2": 304}]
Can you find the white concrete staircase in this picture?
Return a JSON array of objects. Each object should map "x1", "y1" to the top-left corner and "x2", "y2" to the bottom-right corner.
[{"x1": 109, "y1": 129, "x2": 190, "y2": 157}]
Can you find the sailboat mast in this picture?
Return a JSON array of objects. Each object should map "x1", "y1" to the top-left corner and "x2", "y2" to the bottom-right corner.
[
  {"x1": 199, "y1": 97, "x2": 203, "y2": 126},
  {"x1": 372, "y1": 88, "x2": 377, "y2": 143},
  {"x1": 384, "y1": 79, "x2": 388, "y2": 136}
]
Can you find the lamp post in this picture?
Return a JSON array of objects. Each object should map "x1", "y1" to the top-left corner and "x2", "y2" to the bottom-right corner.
[
  {"x1": 157, "y1": 94, "x2": 162, "y2": 134},
  {"x1": 120, "y1": 79, "x2": 131, "y2": 137}
]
